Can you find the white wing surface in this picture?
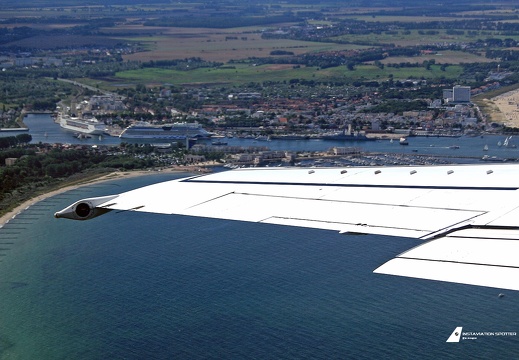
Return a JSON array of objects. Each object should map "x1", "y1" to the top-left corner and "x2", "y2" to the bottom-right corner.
[{"x1": 55, "y1": 164, "x2": 519, "y2": 290}]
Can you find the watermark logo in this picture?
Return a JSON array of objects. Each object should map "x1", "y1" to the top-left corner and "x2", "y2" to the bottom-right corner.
[
  {"x1": 447, "y1": 326, "x2": 517, "y2": 342},
  {"x1": 446, "y1": 327, "x2": 463, "y2": 342}
]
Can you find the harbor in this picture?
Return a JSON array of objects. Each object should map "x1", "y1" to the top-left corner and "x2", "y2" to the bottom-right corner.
[{"x1": 2, "y1": 113, "x2": 519, "y2": 167}]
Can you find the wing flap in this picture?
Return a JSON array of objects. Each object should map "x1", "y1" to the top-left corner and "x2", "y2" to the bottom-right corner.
[
  {"x1": 177, "y1": 192, "x2": 483, "y2": 237},
  {"x1": 375, "y1": 228, "x2": 519, "y2": 290},
  {"x1": 100, "y1": 168, "x2": 496, "y2": 238},
  {"x1": 320, "y1": 187, "x2": 507, "y2": 212},
  {"x1": 263, "y1": 217, "x2": 430, "y2": 238},
  {"x1": 374, "y1": 258, "x2": 519, "y2": 291}
]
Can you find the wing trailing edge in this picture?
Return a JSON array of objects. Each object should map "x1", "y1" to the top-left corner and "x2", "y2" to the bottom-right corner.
[{"x1": 374, "y1": 228, "x2": 519, "y2": 291}]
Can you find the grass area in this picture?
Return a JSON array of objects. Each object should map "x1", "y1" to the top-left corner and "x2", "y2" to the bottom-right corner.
[
  {"x1": 381, "y1": 50, "x2": 494, "y2": 65},
  {"x1": 331, "y1": 29, "x2": 519, "y2": 47},
  {"x1": 114, "y1": 64, "x2": 323, "y2": 86},
  {"x1": 108, "y1": 63, "x2": 463, "y2": 87},
  {"x1": 349, "y1": 64, "x2": 463, "y2": 80},
  {"x1": 475, "y1": 84, "x2": 519, "y2": 100},
  {"x1": 345, "y1": 15, "x2": 465, "y2": 23}
]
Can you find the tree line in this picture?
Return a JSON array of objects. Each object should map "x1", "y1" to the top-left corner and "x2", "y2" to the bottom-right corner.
[
  {"x1": 0, "y1": 134, "x2": 32, "y2": 149},
  {"x1": 0, "y1": 144, "x2": 156, "y2": 207}
]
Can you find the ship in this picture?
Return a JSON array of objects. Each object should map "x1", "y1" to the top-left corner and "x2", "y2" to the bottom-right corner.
[
  {"x1": 321, "y1": 124, "x2": 375, "y2": 141},
  {"x1": 59, "y1": 113, "x2": 106, "y2": 135},
  {"x1": 269, "y1": 134, "x2": 310, "y2": 140},
  {"x1": 119, "y1": 122, "x2": 211, "y2": 140}
]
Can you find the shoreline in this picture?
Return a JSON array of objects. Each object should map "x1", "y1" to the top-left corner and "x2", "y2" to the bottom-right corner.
[
  {"x1": 491, "y1": 88, "x2": 519, "y2": 127},
  {"x1": 0, "y1": 167, "x2": 206, "y2": 228}
]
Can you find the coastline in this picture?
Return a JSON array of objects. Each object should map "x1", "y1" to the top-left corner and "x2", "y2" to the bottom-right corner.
[
  {"x1": 0, "y1": 171, "x2": 145, "y2": 228},
  {"x1": 0, "y1": 166, "x2": 206, "y2": 228},
  {"x1": 491, "y1": 88, "x2": 519, "y2": 127}
]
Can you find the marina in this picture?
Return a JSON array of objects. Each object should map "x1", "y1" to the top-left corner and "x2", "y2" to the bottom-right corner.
[{"x1": 3, "y1": 114, "x2": 519, "y2": 165}]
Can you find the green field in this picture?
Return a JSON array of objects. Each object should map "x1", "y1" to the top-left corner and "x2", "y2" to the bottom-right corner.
[
  {"x1": 381, "y1": 50, "x2": 494, "y2": 65},
  {"x1": 109, "y1": 63, "x2": 463, "y2": 88},
  {"x1": 331, "y1": 30, "x2": 519, "y2": 47}
]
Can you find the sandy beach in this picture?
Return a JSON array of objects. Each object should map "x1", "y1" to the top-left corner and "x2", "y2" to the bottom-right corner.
[
  {"x1": 491, "y1": 88, "x2": 519, "y2": 127},
  {"x1": 0, "y1": 165, "x2": 211, "y2": 228},
  {"x1": 0, "y1": 171, "x2": 146, "y2": 228}
]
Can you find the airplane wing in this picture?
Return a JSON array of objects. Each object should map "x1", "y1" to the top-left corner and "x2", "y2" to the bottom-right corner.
[{"x1": 55, "y1": 164, "x2": 519, "y2": 291}]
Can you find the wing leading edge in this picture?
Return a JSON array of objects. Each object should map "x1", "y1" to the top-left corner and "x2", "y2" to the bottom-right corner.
[{"x1": 55, "y1": 164, "x2": 519, "y2": 291}]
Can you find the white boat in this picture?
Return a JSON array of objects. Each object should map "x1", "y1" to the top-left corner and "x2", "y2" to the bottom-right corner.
[
  {"x1": 59, "y1": 114, "x2": 105, "y2": 135},
  {"x1": 255, "y1": 135, "x2": 271, "y2": 141},
  {"x1": 503, "y1": 136, "x2": 517, "y2": 148},
  {"x1": 119, "y1": 122, "x2": 211, "y2": 140}
]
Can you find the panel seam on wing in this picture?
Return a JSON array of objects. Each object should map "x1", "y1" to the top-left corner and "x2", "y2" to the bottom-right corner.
[
  {"x1": 394, "y1": 256, "x2": 519, "y2": 269},
  {"x1": 183, "y1": 179, "x2": 519, "y2": 191},
  {"x1": 260, "y1": 216, "x2": 431, "y2": 233},
  {"x1": 222, "y1": 191, "x2": 487, "y2": 212},
  {"x1": 446, "y1": 232, "x2": 519, "y2": 241},
  {"x1": 183, "y1": 192, "x2": 236, "y2": 210}
]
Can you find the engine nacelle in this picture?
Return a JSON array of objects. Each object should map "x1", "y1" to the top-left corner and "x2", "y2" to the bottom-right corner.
[{"x1": 54, "y1": 195, "x2": 118, "y2": 221}]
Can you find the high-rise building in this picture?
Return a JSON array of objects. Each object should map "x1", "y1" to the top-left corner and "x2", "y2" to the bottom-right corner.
[
  {"x1": 452, "y1": 85, "x2": 471, "y2": 103},
  {"x1": 443, "y1": 85, "x2": 471, "y2": 103}
]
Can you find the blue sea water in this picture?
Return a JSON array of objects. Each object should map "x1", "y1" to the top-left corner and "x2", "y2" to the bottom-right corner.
[{"x1": 1, "y1": 173, "x2": 519, "y2": 359}]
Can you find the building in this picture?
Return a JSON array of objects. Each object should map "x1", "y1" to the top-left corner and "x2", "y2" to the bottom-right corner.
[
  {"x1": 5, "y1": 158, "x2": 17, "y2": 166},
  {"x1": 453, "y1": 86, "x2": 471, "y2": 103},
  {"x1": 444, "y1": 85, "x2": 471, "y2": 104},
  {"x1": 443, "y1": 89, "x2": 453, "y2": 102}
]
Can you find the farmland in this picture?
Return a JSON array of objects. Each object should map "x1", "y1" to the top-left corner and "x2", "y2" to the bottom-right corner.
[
  {"x1": 0, "y1": 0, "x2": 518, "y2": 128},
  {"x1": 119, "y1": 29, "x2": 361, "y2": 63}
]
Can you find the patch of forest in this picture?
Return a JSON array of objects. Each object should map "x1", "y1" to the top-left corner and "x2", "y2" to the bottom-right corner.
[{"x1": 0, "y1": 140, "x2": 160, "y2": 217}]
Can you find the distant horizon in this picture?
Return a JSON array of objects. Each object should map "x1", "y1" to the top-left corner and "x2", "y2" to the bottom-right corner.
[{"x1": 1, "y1": 0, "x2": 509, "y2": 9}]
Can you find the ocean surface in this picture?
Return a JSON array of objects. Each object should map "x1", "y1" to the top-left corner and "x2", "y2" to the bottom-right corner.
[{"x1": 1, "y1": 114, "x2": 519, "y2": 359}]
